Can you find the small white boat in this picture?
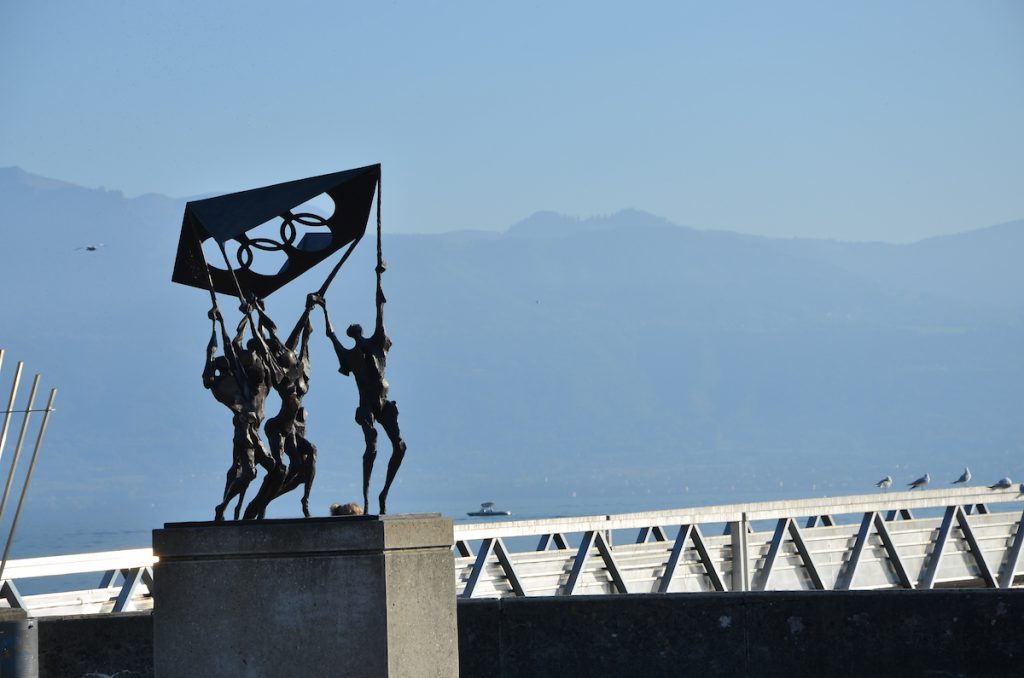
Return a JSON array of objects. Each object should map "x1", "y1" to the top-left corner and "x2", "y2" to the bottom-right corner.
[{"x1": 467, "y1": 501, "x2": 511, "y2": 517}]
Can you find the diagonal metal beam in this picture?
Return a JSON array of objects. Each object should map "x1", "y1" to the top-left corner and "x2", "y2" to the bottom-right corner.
[
  {"x1": 636, "y1": 525, "x2": 669, "y2": 543},
  {"x1": 690, "y1": 525, "x2": 726, "y2": 592},
  {"x1": 594, "y1": 531, "x2": 628, "y2": 594},
  {"x1": 658, "y1": 524, "x2": 692, "y2": 593},
  {"x1": 836, "y1": 512, "x2": 874, "y2": 590},
  {"x1": 755, "y1": 518, "x2": 789, "y2": 591},
  {"x1": 918, "y1": 506, "x2": 956, "y2": 589},
  {"x1": 492, "y1": 538, "x2": 526, "y2": 597},
  {"x1": 537, "y1": 533, "x2": 571, "y2": 551},
  {"x1": 955, "y1": 507, "x2": 996, "y2": 588},
  {"x1": 873, "y1": 513, "x2": 914, "y2": 589},
  {"x1": 565, "y1": 531, "x2": 597, "y2": 595},
  {"x1": 998, "y1": 508, "x2": 1024, "y2": 589},
  {"x1": 805, "y1": 515, "x2": 836, "y2": 528},
  {"x1": 787, "y1": 521, "x2": 825, "y2": 590},
  {"x1": 462, "y1": 538, "x2": 495, "y2": 599},
  {"x1": 455, "y1": 540, "x2": 474, "y2": 557},
  {"x1": 113, "y1": 567, "x2": 144, "y2": 612},
  {"x1": 0, "y1": 580, "x2": 24, "y2": 609},
  {"x1": 659, "y1": 524, "x2": 726, "y2": 593}
]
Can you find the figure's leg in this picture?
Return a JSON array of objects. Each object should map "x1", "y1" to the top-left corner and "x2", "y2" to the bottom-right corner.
[
  {"x1": 243, "y1": 431, "x2": 286, "y2": 520},
  {"x1": 357, "y1": 406, "x2": 378, "y2": 515},
  {"x1": 272, "y1": 435, "x2": 307, "y2": 504},
  {"x1": 215, "y1": 464, "x2": 237, "y2": 521},
  {"x1": 233, "y1": 477, "x2": 249, "y2": 521},
  {"x1": 299, "y1": 438, "x2": 317, "y2": 518},
  {"x1": 376, "y1": 400, "x2": 407, "y2": 515},
  {"x1": 217, "y1": 445, "x2": 257, "y2": 521},
  {"x1": 216, "y1": 421, "x2": 255, "y2": 520}
]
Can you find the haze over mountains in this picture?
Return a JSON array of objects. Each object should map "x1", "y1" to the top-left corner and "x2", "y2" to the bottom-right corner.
[{"x1": 0, "y1": 166, "x2": 1021, "y2": 542}]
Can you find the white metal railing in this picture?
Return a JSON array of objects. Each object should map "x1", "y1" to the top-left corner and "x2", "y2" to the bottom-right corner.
[
  {"x1": 452, "y1": 486, "x2": 1024, "y2": 598},
  {"x1": 4, "y1": 486, "x2": 1022, "y2": 615},
  {"x1": 1, "y1": 548, "x2": 155, "y2": 616}
]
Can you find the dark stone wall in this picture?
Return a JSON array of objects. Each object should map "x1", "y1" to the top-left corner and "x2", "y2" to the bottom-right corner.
[
  {"x1": 458, "y1": 590, "x2": 1024, "y2": 678},
  {"x1": 38, "y1": 612, "x2": 152, "y2": 678},
  {"x1": 34, "y1": 590, "x2": 1024, "y2": 678}
]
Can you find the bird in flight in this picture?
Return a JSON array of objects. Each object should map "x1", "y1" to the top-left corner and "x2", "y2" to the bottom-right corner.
[
  {"x1": 989, "y1": 477, "x2": 1014, "y2": 490},
  {"x1": 75, "y1": 243, "x2": 104, "y2": 252},
  {"x1": 907, "y1": 473, "x2": 930, "y2": 490},
  {"x1": 952, "y1": 467, "x2": 971, "y2": 484},
  {"x1": 875, "y1": 476, "x2": 892, "y2": 490}
]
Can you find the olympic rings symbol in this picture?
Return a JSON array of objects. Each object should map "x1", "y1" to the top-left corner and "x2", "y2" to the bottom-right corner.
[{"x1": 234, "y1": 212, "x2": 330, "y2": 271}]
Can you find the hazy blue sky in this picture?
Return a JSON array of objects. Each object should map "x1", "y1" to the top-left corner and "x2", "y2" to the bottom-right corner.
[{"x1": 2, "y1": 1, "x2": 1022, "y2": 241}]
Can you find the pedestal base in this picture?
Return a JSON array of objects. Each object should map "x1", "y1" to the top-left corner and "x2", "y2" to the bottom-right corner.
[{"x1": 152, "y1": 514, "x2": 458, "y2": 678}]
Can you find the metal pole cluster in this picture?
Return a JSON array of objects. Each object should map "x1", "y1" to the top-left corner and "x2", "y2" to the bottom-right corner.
[{"x1": 0, "y1": 349, "x2": 58, "y2": 584}]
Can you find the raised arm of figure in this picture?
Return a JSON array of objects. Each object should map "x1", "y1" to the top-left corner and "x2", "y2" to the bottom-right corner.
[
  {"x1": 254, "y1": 299, "x2": 281, "y2": 342},
  {"x1": 316, "y1": 298, "x2": 351, "y2": 376},
  {"x1": 285, "y1": 298, "x2": 317, "y2": 352},
  {"x1": 232, "y1": 314, "x2": 250, "y2": 351},
  {"x1": 203, "y1": 313, "x2": 220, "y2": 389}
]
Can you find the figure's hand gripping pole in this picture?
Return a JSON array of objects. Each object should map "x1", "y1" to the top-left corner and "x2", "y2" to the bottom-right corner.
[
  {"x1": 215, "y1": 242, "x2": 275, "y2": 360},
  {"x1": 190, "y1": 216, "x2": 249, "y2": 394},
  {"x1": 191, "y1": 219, "x2": 236, "y2": 361}
]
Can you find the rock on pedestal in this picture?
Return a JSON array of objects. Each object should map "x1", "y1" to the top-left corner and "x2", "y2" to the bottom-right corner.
[{"x1": 152, "y1": 514, "x2": 458, "y2": 678}]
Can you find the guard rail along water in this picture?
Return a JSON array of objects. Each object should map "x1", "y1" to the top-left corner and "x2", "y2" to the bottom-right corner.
[
  {"x1": 453, "y1": 485, "x2": 1024, "y2": 598},
  {"x1": 3, "y1": 486, "x2": 1022, "y2": 616}
]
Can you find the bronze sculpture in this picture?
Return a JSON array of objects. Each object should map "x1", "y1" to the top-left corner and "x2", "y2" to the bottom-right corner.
[
  {"x1": 202, "y1": 310, "x2": 274, "y2": 521},
  {"x1": 241, "y1": 299, "x2": 318, "y2": 519},
  {"x1": 176, "y1": 165, "x2": 409, "y2": 520},
  {"x1": 314, "y1": 257, "x2": 407, "y2": 515}
]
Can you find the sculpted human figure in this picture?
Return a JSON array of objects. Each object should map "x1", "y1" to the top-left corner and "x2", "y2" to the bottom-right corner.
[
  {"x1": 202, "y1": 308, "x2": 274, "y2": 521},
  {"x1": 242, "y1": 299, "x2": 318, "y2": 519},
  {"x1": 314, "y1": 262, "x2": 407, "y2": 515}
]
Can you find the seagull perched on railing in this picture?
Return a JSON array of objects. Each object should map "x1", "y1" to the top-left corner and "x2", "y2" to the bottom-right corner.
[
  {"x1": 989, "y1": 477, "x2": 1013, "y2": 490},
  {"x1": 908, "y1": 473, "x2": 930, "y2": 490},
  {"x1": 875, "y1": 476, "x2": 892, "y2": 490},
  {"x1": 952, "y1": 467, "x2": 971, "y2": 484}
]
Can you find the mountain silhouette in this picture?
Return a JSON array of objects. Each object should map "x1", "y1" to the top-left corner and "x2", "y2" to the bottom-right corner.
[{"x1": 1, "y1": 167, "x2": 1021, "y2": 532}]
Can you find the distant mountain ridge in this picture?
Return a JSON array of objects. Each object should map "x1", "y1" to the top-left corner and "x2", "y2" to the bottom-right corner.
[{"x1": 0, "y1": 166, "x2": 1021, "y2": 531}]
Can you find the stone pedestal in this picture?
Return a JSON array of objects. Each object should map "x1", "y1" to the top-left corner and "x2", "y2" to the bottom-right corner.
[{"x1": 152, "y1": 514, "x2": 458, "y2": 678}]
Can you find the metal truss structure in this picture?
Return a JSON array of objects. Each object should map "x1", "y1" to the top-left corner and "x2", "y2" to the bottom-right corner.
[
  {"x1": 6, "y1": 486, "x2": 1023, "y2": 616},
  {"x1": 453, "y1": 487, "x2": 1024, "y2": 598}
]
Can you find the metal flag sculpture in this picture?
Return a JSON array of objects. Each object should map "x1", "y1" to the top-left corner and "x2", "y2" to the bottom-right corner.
[
  {"x1": 172, "y1": 164, "x2": 380, "y2": 299},
  {"x1": 174, "y1": 164, "x2": 393, "y2": 522}
]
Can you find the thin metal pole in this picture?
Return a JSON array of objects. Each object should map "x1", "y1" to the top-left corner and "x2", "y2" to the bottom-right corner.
[
  {"x1": 0, "y1": 388, "x2": 56, "y2": 583},
  {"x1": 0, "y1": 374, "x2": 39, "y2": 529},
  {"x1": 315, "y1": 235, "x2": 363, "y2": 297},
  {"x1": 0, "y1": 362, "x2": 24, "y2": 471}
]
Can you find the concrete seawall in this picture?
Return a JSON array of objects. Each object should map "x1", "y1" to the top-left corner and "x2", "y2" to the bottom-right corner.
[
  {"x1": 459, "y1": 590, "x2": 1024, "y2": 677},
  {"x1": 38, "y1": 590, "x2": 1024, "y2": 677}
]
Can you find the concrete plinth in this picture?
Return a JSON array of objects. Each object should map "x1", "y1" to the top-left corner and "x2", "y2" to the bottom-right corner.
[{"x1": 152, "y1": 514, "x2": 458, "y2": 678}]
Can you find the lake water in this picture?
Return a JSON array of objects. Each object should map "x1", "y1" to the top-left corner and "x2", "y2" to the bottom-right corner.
[{"x1": 4, "y1": 483, "x2": 893, "y2": 596}]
